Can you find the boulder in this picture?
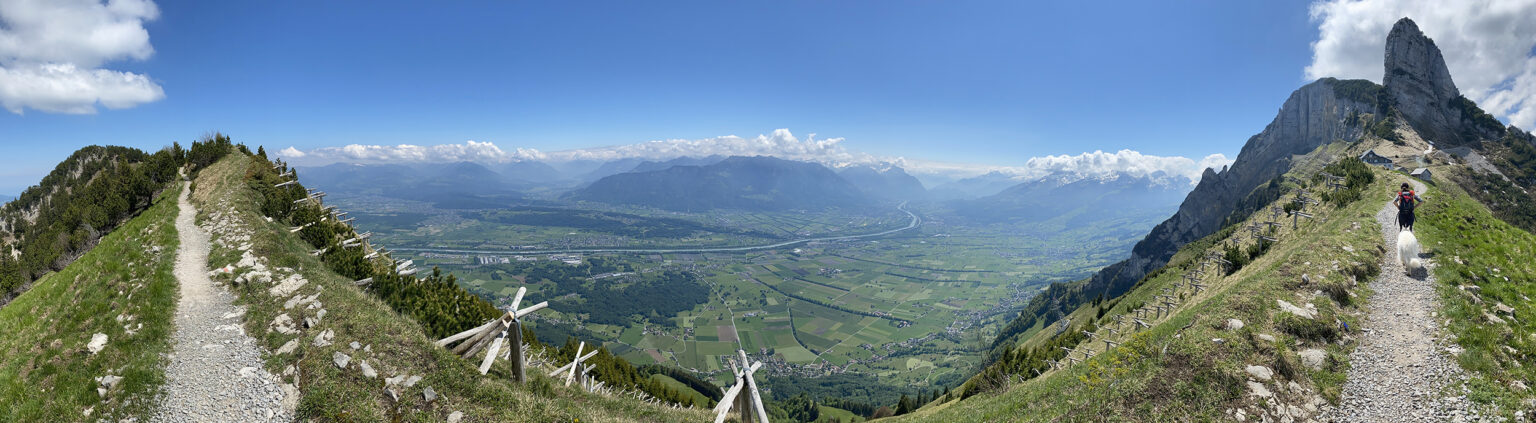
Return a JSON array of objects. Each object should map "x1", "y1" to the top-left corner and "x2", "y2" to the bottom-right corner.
[
  {"x1": 1299, "y1": 349, "x2": 1327, "y2": 370},
  {"x1": 1245, "y1": 365, "x2": 1273, "y2": 381},
  {"x1": 1226, "y1": 319, "x2": 1245, "y2": 331},
  {"x1": 1277, "y1": 300, "x2": 1317, "y2": 319},
  {"x1": 358, "y1": 360, "x2": 377, "y2": 379},
  {"x1": 86, "y1": 333, "x2": 108, "y2": 354},
  {"x1": 95, "y1": 375, "x2": 121, "y2": 398},
  {"x1": 313, "y1": 329, "x2": 334, "y2": 347}
]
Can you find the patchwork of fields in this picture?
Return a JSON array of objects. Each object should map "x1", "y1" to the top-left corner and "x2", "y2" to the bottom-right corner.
[{"x1": 359, "y1": 202, "x2": 1151, "y2": 393}]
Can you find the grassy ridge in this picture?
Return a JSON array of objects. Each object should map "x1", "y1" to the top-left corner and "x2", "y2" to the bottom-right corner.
[
  {"x1": 900, "y1": 163, "x2": 1397, "y2": 421},
  {"x1": 192, "y1": 154, "x2": 707, "y2": 422},
  {"x1": 1416, "y1": 169, "x2": 1536, "y2": 417},
  {"x1": 0, "y1": 183, "x2": 182, "y2": 422}
]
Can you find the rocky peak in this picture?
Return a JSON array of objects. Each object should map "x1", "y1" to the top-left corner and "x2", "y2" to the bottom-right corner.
[{"x1": 1383, "y1": 17, "x2": 1465, "y2": 144}]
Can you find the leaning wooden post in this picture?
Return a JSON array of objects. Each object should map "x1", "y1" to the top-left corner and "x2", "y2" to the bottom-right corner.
[
  {"x1": 509, "y1": 319, "x2": 525, "y2": 383},
  {"x1": 566, "y1": 342, "x2": 585, "y2": 387},
  {"x1": 438, "y1": 286, "x2": 550, "y2": 383},
  {"x1": 732, "y1": 359, "x2": 753, "y2": 423},
  {"x1": 741, "y1": 351, "x2": 769, "y2": 423}
]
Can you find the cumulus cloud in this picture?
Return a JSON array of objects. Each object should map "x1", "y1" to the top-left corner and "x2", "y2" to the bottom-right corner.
[
  {"x1": 540, "y1": 129, "x2": 869, "y2": 164},
  {"x1": 0, "y1": 0, "x2": 164, "y2": 114},
  {"x1": 1305, "y1": 0, "x2": 1536, "y2": 129},
  {"x1": 278, "y1": 140, "x2": 515, "y2": 165},
  {"x1": 277, "y1": 129, "x2": 1233, "y2": 186},
  {"x1": 1007, "y1": 150, "x2": 1233, "y2": 185}
]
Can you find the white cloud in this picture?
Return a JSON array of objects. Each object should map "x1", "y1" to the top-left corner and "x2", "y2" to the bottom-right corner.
[
  {"x1": 0, "y1": 63, "x2": 163, "y2": 113},
  {"x1": 1010, "y1": 150, "x2": 1233, "y2": 185},
  {"x1": 540, "y1": 129, "x2": 869, "y2": 164},
  {"x1": 1305, "y1": 0, "x2": 1536, "y2": 129},
  {"x1": 278, "y1": 140, "x2": 517, "y2": 165},
  {"x1": 0, "y1": 0, "x2": 164, "y2": 114},
  {"x1": 277, "y1": 129, "x2": 1233, "y2": 186}
]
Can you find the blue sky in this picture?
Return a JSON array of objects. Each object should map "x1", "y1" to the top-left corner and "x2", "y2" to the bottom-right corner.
[{"x1": 4, "y1": 1, "x2": 1533, "y2": 194}]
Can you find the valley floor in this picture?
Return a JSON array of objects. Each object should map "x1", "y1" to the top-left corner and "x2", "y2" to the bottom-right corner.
[{"x1": 152, "y1": 184, "x2": 294, "y2": 422}]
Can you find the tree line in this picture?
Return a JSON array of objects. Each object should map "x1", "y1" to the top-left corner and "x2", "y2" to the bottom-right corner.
[
  {"x1": 491, "y1": 258, "x2": 710, "y2": 328},
  {"x1": 0, "y1": 138, "x2": 211, "y2": 302}
]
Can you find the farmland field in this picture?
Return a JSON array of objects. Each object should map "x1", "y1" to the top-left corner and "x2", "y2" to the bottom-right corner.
[{"x1": 341, "y1": 197, "x2": 1159, "y2": 398}]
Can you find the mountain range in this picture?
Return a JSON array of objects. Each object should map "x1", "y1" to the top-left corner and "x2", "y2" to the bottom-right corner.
[
  {"x1": 954, "y1": 174, "x2": 1188, "y2": 225},
  {"x1": 297, "y1": 152, "x2": 1197, "y2": 221},
  {"x1": 569, "y1": 156, "x2": 871, "y2": 211}
]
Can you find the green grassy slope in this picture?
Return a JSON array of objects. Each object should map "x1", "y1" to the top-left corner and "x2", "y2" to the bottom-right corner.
[
  {"x1": 0, "y1": 183, "x2": 182, "y2": 422},
  {"x1": 1416, "y1": 168, "x2": 1536, "y2": 416},
  {"x1": 649, "y1": 373, "x2": 711, "y2": 407},
  {"x1": 816, "y1": 404, "x2": 865, "y2": 422},
  {"x1": 191, "y1": 154, "x2": 708, "y2": 422},
  {"x1": 900, "y1": 161, "x2": 1398, "y2": 421}
]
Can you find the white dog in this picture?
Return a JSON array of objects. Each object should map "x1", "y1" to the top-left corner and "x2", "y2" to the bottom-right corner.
[{"x1": 1397, "y1": 230, "x2": 1423, "y2": 275}]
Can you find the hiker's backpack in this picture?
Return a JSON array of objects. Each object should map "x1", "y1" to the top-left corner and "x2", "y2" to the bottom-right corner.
[{"x1": 1398, "y1": 191, "x2": 1416, "y2": 211}]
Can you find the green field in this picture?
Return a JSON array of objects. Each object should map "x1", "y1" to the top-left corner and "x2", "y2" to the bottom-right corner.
[{"x1": 347, "y1": 197, "x2": 1164, "y2": 402}]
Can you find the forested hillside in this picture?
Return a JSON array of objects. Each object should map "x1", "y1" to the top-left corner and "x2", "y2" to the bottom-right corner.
[{"x1": 0, "y1": 144, "x2": 182, "y2": 303}]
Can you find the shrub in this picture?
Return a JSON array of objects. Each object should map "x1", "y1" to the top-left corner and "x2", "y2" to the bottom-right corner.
[
  {"x1": 1320, "y1": 158, "x2": 1376, "y2": 208},
  {"x1": 1277, "y1": 314, "x2": 1339, "y2": 342}
]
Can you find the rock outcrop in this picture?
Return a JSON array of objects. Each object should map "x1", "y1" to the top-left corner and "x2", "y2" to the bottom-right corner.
[
  {"x1": 1065, "y1": 18, "x2": 1504, "y2": 310},
  {"x1": 1081, "y1": 78, "x2": 1380, "y2": 301},
  {"x1": 1383, "y1": 18, "x2": 1470, "y2": 145}
]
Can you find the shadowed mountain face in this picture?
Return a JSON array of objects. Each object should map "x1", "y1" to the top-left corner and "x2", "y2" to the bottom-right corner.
[
  {"x1": 569, "y1": 156, "x2": 870, "y2": 211},
  {"x1": 628, "y1": 156, "x2": 727, "y2": 174},
  {"x1": 837, "y1": 165, "x2": 928, "y2": 201}
]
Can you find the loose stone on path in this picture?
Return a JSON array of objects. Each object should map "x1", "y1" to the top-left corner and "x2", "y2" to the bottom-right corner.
[{"x1": 149, "y1": 185, "x2": 293, "y2": 423}]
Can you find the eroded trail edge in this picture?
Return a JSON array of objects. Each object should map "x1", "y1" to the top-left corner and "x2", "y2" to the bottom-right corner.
[
  {"x1": 150, "y1": 185, "x2": 294, "y2": 423},
  {"x1": 1321, "y1": 180, "x2": 1479, "y2": 422}
]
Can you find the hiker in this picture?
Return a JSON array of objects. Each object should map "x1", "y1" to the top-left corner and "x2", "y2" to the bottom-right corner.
[{"x1": 1392, "y1": 182, "x2": 1422, "y2": 231}]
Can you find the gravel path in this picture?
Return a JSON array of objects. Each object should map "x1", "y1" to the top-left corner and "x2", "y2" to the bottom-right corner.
[
  {"x1": 150, "y1": 185, "x2": 293, "y2": 423},
  {"x1": 1321, "y1": 180, "x2": 1481, "y2": 422}
]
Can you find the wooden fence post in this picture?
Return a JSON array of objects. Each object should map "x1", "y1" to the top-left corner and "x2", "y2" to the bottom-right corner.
[{"x1": 510, "y1": 319, "x2": 524, "y2": 383}]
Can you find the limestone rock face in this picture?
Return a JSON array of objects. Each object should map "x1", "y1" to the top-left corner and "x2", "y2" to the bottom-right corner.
[
  {"x1": 1383, "y1": 18, "x2": 1464, "y2": 145},
  {"x1": 1081, "y1": 78, "x2": 1378, "y2": 300}
]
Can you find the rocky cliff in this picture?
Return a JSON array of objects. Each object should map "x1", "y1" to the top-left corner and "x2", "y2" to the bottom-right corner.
[
  {"x1": 1064, "y1": 17, "x2": 1521, "y2": 313},
  {"x1": 990, "y1": 16, "x2": 1487, "y2": 359},
  {"x1": 1084, "y1": 78, "x2": 1381, "y2": 300},
  {"x1": 1382, "y1": 18, "x2": 1503, "y2": 146}
]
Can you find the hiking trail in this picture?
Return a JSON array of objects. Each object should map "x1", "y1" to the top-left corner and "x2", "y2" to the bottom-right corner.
[
  {"x1": 150, "y1": 184, "x2": 294, "y2": 423},
  {"x1": 1320, "y1": 180, "x2": 1480, "y2": 422}
]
